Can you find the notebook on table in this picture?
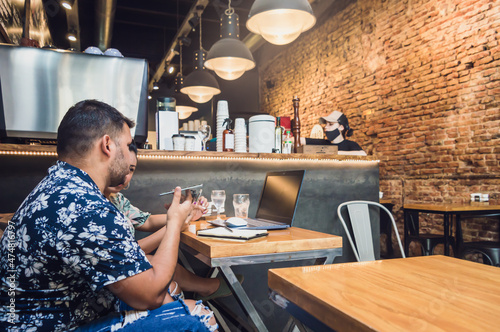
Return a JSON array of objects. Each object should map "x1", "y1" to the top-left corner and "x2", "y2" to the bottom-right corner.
[
  {"x1": 197, "y1": 227, "x2": 268, "y2": 241},
  {"x1": 243, "y1": 170, "x2": 306, "y2": 230}
]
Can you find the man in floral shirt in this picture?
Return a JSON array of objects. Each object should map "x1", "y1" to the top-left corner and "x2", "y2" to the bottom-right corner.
[{"x1": 0, "y1": 100, "x2": 215, "y2": 331}]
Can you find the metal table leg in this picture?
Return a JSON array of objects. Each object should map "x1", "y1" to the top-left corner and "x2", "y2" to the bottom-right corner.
[
  {"x1": 444, "y1": 213, "x2": 450, "y2": 256},
  {"x1": 219, "y1": 265, "x2": 269, "y2": 332},
  {"x1": 404, "y1": 209, "x2": 410, "y2": 256}
]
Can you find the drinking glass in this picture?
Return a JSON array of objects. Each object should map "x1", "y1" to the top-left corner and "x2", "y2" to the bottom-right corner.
[
  {"x1": 211, "y1": 190, "x2": 226, "y2": 221},
  {"x1": 233, "y1": 194, "x2": 250, "y2": 218},
  {"x1": 198, "y1": 124, "x2": 211, "y2": 151}
]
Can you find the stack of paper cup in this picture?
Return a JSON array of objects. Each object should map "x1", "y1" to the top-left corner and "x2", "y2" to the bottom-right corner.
[
  {"x1": 234, "y1": 118, "x2": 247, "y2": 153},
  {"x1": 216, "y1": 100, "x2": 229, "y2": 152},
  {"x1": 194, "y1": 119, "x2": 201, "y2": 131}
]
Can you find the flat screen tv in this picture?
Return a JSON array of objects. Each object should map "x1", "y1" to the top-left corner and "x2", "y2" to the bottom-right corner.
[{"x1": 0, "y1": 44, "x2": 148, "y2": 143}]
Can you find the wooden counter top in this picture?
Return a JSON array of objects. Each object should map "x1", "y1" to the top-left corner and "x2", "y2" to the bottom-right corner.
[{"x1": 0, "y1": 143, "x2": 378, "y2": 162}]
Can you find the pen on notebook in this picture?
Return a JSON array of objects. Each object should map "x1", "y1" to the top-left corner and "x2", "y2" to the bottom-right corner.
[{"x1": 224, "y1": 225, "x2": 234, "y2": 233}]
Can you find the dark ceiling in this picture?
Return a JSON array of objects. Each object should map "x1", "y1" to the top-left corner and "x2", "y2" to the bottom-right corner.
[{"x1": 43, "y1": 0, "x2": 253, "y2": 89}]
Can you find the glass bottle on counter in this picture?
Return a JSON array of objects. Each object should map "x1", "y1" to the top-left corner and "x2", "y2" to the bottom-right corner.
[
  {"x1": 222, "y1": 118, "x2": 234, "y2": 152},
  {"x1": 274, "y1": 117, "x2": 283, "y2": 153},
  {"x1": 282, "y1": 130, "x2": 293, "y2": 154}
]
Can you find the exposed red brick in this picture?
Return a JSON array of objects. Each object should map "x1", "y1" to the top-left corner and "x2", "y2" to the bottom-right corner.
[{"x1": 259, "y1": 0, "x2": 500, "y2": 250}]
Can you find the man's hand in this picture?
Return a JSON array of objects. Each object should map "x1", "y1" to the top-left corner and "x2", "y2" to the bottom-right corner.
[{"x1": 166, "y1": 187, "x2": 193, "y2": 232}]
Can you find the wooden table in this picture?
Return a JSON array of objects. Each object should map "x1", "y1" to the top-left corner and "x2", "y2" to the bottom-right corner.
[
  {"x1": 180, "y1": 221, "x2": 343, "y2": 332},
  {"x1": 403, "y1": 204, "x2": 500, "y2": 256},
  {"x1": 269, "y1": 255, "x2": 500, "y2": 332},
  {"x1": 0, "y1": 213, "x2": 14, "y2": 237}
]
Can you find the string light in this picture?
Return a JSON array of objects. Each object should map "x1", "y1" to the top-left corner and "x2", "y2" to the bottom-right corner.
[{"x1": 0, "y1": 149, "x2": 378, "y2": 163}]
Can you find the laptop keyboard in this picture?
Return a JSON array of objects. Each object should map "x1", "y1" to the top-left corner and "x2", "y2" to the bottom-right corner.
[{"x1": 246, "y1": 218, "x2": 280, "y2": 227}]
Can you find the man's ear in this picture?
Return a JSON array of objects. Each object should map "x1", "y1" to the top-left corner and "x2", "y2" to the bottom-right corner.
[
  {"x1": 339, "y1": 125, "x2": 345, "y2": 132},
  {"x1": 100, "y1": 135, "x2": 113, "y2": 157}
]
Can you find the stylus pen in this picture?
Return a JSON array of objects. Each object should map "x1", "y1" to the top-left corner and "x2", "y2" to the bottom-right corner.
[
  {"x1": 159, "y1": 184, "x2": 203, "y2": 196},
  {"x1": 207, "y1": 220, "x2": 233, "y2": 232}
]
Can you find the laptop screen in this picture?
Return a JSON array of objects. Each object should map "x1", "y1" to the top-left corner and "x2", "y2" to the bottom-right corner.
[{"x1": 255, "y1": 170, "x2": 305, "y2": 225}]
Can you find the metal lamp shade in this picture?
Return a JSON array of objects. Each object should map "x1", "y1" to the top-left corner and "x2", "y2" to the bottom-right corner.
[
  {"x1": 174, "y1": 74, "x2": 198, "y2": 117},
  {"x1": 205, "y1": 38, "x2": 256, "y2": 80},
  {"x1": 205, "y1": 11, "x2": 255, "y2": 81},
  {"x1": 175, "y1": 93, "x2": 198, "y2": 118},
  {"x1": 246, "y1": 0, "x2": 316, "y2": 45},
  {"x1": 177, "y1": 108, "x2": 194, "y2": 120},
  {"x1": 181, "y1": 70, "x2": 221, "y2": 103}
]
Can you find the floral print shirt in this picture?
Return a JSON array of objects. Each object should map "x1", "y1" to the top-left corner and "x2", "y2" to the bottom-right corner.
[
  {"x1": 0, "y1": 161, "x2": 152, "y2": 331},
  {"x1": 108, "y1": 193, "x2": 151, "y2": 235}
]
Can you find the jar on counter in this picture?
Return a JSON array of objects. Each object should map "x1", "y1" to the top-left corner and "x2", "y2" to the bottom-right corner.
[{"x1": 249, "y1": 115, "x2": 275, "y2": 153}]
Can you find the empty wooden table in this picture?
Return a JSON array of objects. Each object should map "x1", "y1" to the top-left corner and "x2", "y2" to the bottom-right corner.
[
  {"x1": 180, "y1": 221, "x2": 343, "y2": 332},
  {"x1": 268, "y1": 255, "x2": 500, "y2": 331},
  {"x1": 403, "y1": 203, "x2": 500, "y2": 256}
]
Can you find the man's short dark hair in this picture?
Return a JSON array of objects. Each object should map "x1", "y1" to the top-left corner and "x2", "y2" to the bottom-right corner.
[
  {"x1": 129, "y1": 140, "x2": 138, "y2": 155},
  {"x1": 57, "y1": 100, "x2": 135, "y2": 158}
]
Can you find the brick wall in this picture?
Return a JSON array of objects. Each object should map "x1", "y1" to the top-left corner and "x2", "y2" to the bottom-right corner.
[{"x1": 258, "y1": 0, "x2": 500, "y2": 256}]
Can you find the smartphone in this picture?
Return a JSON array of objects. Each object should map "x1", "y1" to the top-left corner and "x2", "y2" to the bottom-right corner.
[{"x1": 159, "y1": 184, "x2": 203, "y2": 196}]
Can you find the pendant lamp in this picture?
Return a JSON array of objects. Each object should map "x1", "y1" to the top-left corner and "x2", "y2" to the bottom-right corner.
[
  {"x1": 175, "y1": 75, "x2": 197, "y2": 119},
  {"x1": 181, "y1": 9, "x2": 221, "y2": 103},
  {"x1": 246, "y1": 0, "x2": 316, "y2": 45},
  {"x1": 205, "y1": 1, "x2": 255, "y2": 80},
  {"x1": 175, "y1": 41, "x2": 198, "y2": 119}
]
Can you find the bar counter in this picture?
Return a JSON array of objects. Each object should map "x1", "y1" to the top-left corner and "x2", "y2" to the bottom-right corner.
[
  {"x1": 0, "y1": 143, "x2": 379, "y2": 256},
  {"x1": 0, "y1": 143, "x2": 379, "y2": 330}
]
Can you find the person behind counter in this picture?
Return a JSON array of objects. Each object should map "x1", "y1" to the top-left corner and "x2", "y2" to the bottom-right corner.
[
  {"x1": 0, "y1": 100, "x2": 217, "y2": 331},
  {"x1": 301, "y1": 110, "x2": 367, "y2": 156}
]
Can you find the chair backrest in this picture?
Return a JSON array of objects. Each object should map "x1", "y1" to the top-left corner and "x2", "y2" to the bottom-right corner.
[{"x1": 337, "y1": 200, "x2": 406, "y2": 262}]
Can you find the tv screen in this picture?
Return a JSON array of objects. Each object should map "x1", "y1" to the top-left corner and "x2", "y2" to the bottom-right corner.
[{"x1": 0, "y1": 44, "x2": 148, "y2": 143}]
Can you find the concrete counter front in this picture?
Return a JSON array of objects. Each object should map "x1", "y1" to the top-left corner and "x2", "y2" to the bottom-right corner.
[
  {"x1": 0, "y1": 144, "x2": 379, "y2": 260},
  {"x1": 0, "y1": 144, "x2": 379, "y2": 330}
]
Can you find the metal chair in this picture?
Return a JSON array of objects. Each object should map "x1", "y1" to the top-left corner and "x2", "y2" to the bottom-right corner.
[
  {"x1": 406, "y1": 211, "x2": 455, "y2": 256},
  {"x1": 337, "y1": 201, "x2": 405, "y2": 262},
  {"x1": 456, "y1": 213, "x2": 500, "y2": 267}
]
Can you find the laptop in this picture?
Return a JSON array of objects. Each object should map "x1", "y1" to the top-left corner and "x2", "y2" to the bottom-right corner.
[{"x1": 243, "y1": 170, "x2": 306, "y2": 230}]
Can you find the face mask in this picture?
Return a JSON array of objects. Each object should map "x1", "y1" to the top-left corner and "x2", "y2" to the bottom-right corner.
[{"x1": 326, "y1": 129, "x2": 341, "y2": 141}]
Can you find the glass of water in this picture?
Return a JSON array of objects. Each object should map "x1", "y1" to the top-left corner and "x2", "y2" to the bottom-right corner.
[
  {"x1": 198, "y1": 124, "x2": 211, "y2": 151},
  {"x1": 211, "y1": 190, "x2": 226, "y2": 221},
  {"x1": 233, "y1": 194, "x2": 250, "y2": 219}
]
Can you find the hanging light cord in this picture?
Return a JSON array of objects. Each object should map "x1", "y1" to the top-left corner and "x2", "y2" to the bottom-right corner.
[
  {"x1": 199, "y1": 10, "x2": 203, "y2": 50},
  {"x1": 225, "y1": 0, "x2": 234, "y2": 15},
  {"x1": 176, "y1": 0, "x2": 181, "y2": 74},
  {"x1": 179, "y1": 40, "x2": 183, "y2": 74}
]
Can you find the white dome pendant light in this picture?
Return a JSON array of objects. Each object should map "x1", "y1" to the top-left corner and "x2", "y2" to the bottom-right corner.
[
  {"x1": 181, "y1": 7, "x2": 221, "y2": 103},
  {"x1": 205, "y1": 0, "x2": 255, "y2": 81},
  {"x1": 246, "y1": 0, "x2": 316, "y2": 45}
]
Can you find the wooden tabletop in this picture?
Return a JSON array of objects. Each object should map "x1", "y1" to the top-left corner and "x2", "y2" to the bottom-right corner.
[
  {"x1": 269, "y1": 256, "x2": 500, "y2": 332},
  {"x1": 0, "y1": 213, "x2": 14, "y2": 230},
  {"x1": 181, "y1": 221, "x2": 342, "y2": 258},
  {"x1": 404, "y1": 203, "x2": 500, "y2": 212}
]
